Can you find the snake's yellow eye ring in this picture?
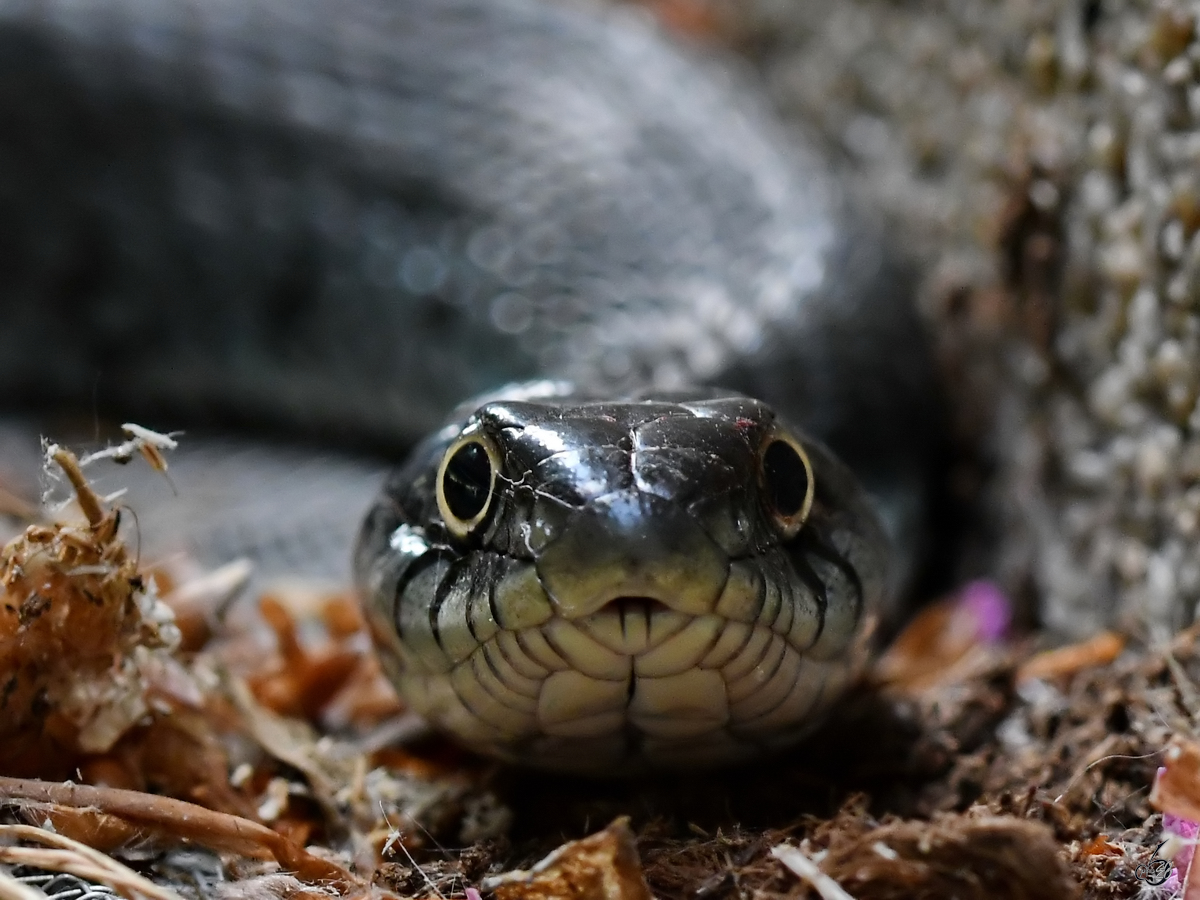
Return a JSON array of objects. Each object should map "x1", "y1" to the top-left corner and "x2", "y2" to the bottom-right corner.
[
  {"x1": 436, "y1": 429, "x2": 502, "y2": 538},
  {"x1": 758, "y1": 430, "x2": 815, "y2": 539}
]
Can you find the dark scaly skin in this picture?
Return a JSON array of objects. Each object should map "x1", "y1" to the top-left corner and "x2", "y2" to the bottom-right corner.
[{"x1": 0, "y1": 0, "x2": 941, "y2": 766}]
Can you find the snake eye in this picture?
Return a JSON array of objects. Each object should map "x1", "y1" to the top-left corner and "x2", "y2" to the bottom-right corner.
[
  {"x1": 436, "y1": 431, "x2": 501, "y2": 538},
  {"x1": 759, "y1": 431, "x2": 815, "y2": 539}
]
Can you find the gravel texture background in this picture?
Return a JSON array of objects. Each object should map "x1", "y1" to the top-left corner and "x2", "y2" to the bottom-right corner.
[{"x1": 671, "y1": 0, "x2": 1200, "y2": 639}]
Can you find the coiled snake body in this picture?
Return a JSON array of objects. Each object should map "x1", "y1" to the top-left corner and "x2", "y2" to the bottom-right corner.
[{"x1": 0, "y1": 0, "x2": 939, "y2": 772}]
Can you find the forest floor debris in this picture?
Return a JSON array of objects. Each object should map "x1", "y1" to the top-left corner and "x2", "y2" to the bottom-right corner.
[{"x1": 2, "y1": 439, "x2": 1200, "y2": 900}]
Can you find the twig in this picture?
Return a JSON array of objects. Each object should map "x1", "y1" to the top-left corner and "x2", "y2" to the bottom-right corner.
[
  {"x1": 770, "y1": 844, "x2": 858, "y2": 900},
  {"x1": 223, "y1": 675, "x2": 349, "y2": 815},
  {"x1": 0, "y1": 823, "x2": 184, "y2": 900},
  {"x1": 0, "y1": 870, "x2": 45, "y2": 900},
  {"x1": 381, "y1": 807, "x2": 445, "y2": 900},
  {"x1": 47, "y1": 447, "x2": 105, "y2": 527},
  {"x1": 0, "y1": 778, "x2": 359, "y2": 890}
]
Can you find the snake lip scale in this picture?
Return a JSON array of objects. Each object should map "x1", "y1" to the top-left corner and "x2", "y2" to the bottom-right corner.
[{"x1": 354, "y1": 384, "x2": 890, "y2": 773}]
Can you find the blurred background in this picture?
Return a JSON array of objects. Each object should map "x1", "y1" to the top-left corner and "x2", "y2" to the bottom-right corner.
[
  {"x1": 614, "y1": 0, "x2": 1200, "y2": 640},
  {"x1": 1, "y1": 0, "x2": 1197, "y2": 642}
]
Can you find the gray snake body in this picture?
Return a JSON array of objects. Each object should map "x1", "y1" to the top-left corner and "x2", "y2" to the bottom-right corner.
[{"x1": 0, "y1": 0, "x2": 939, "y2": 771}]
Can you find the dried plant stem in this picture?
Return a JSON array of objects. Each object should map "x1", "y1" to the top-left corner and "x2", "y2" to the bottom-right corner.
[
  {"x1": 770, "y1": 844, "x2": 858, "y2": 900},
  {"x1": 48, "y1": 447, "x2": 105, "y2": 527},
  {"x1": 0, "y1": 778, "x2": 358, "y2": 890},
  {"x1": 0, "y1": 823, "x2": 184, "y2": 900},
  {"x1": 0, "y1": 870, "x2": 46, "y2": 900}
]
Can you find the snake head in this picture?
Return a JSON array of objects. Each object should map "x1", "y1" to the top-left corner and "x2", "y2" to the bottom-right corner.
[{"x1": 354, "y1": 382, "x2": 890, "y2": 773}]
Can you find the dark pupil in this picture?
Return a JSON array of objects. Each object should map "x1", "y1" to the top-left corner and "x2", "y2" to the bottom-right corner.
[
  {"x1": 443, "y1": 441, "x2": 493, "y2": 521},
  {"x1": 763, "y1": 440, "x2": 808, "y2": 518}
]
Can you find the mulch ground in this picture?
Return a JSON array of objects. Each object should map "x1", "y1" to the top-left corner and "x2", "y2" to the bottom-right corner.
[{"x1": 1, "y1": 436, "x2": 1195, "y2": 900}]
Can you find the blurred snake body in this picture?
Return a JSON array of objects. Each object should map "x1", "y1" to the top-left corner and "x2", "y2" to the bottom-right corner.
[{"x1": 0, "y1": 0, "x2": 939, "y2": 772}]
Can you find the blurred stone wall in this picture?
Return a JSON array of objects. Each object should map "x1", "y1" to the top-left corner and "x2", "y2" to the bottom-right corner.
[{"x1": 631, "y1": 0, "x2": 1200, "y2": 639}]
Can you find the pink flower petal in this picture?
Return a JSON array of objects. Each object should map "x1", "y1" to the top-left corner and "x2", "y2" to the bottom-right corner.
[{"x1": 959, "y1": 580, "x2": 1011, "y2": 643}]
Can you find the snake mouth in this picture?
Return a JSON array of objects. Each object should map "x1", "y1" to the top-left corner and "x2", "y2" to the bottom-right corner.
[
  {"x1": 605, "y1": 596, "x2": 672, "y2": 635},
  {"x1": 574, "y1": 594, "x2": 698, "y2": 658}
]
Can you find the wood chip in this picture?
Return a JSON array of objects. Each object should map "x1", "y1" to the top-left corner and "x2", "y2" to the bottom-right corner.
[
  {"x1": 771, "y1": 844, "x2": 858, "y2": 900},
  {"x1": 483, "y1": 818, "x2": 652, "y2": 900}
]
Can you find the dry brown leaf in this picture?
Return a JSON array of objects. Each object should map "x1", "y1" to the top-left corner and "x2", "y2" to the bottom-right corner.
[
  {"x1": 874, "y1": 581, "x2": 1012, "y2": 692},
  {"x1": 1151, "y1": 739, "x2": 1200, "y2": 823},
  {"x1": 1016, "y1": 632, "x2": 1125, "y2": 684},
  {"x1": 483, "y1": 818, "x2": 652, "y2": 900},
  {"x1": 812, "y1": 808, "x2": 1081, "y2": 900},
  {"x1": 0, "y1": 445, "x2": 183, "y2": 769},
  {"x1": 250, "y1": 593, "x2": 371, "y2": 723}
]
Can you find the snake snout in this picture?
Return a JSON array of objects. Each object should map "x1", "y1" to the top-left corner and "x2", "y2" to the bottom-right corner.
[{"x1": 533, "y1": 490, "x2": 729, "y2": 619}]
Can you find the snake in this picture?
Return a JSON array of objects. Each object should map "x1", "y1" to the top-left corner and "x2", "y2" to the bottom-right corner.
[{"x1": 0, "y1": 0, "x2": 940, "y2": 773}]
